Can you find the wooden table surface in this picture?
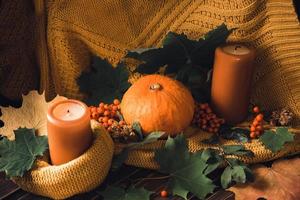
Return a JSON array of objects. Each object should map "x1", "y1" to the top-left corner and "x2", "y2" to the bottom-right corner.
[{"x1": 0, "y1": 165, "x2": 234, "y2": 200}]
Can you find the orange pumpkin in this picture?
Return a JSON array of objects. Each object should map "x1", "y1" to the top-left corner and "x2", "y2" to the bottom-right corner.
[{"x1": 121, "y1": 74, "x2": 195, "y2": 136}]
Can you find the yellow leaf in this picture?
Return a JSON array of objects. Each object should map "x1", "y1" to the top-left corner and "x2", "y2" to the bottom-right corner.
[{"x1": 0, "y1": 91, "x2": 66, "y2": 140}]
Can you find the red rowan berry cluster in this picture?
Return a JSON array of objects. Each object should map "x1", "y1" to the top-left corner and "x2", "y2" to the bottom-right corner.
[
  {"x1": 192, "y1": 103, "x2": 225, "y2": 133},
  {"x1": 250, "y1": 106, "x2": 265, "y2": 139},
  {"x1": 89, "y1": 99, "x2": 137, "y2": 142}
]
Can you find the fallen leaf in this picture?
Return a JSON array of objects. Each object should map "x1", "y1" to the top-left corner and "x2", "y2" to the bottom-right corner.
[
  {"x1": 0, "y1": 128, "x2": 48, "y2": 178},
  {"x1": 0, "y1": 91, "x2": 66, "y2": 140},
  {"x1": 259, "y1": 127, "x2": 294, "y2": 153},
  {"x1": 229, "y1": 157, "x2": 300, "y2": 200},
  {"x1": 112, "y1": 131, "x2": 164, "y2": 170},
  {"x1": 154, "y1": 134, "x2": 216, "y2": 199},
  {"x1": 77, "y1": 56, "x2": 131, "y2": 105}
]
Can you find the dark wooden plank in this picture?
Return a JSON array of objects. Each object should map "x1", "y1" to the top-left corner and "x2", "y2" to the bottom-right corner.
[
  {"x1": 1, "y1": 189, "x2": 28, "y2": 200},
  {"x1": 0, "y1": 168, "x2": 235, "y2": 200},
  {"x1": 0, "y1": 173, "x2": 22, "y2": 200}
]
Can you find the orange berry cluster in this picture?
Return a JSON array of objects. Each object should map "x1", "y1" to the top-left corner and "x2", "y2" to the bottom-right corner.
[
  {"x1": 250, "y1": 106, "x2": 265, "y2": 139},
  {"x1": 89, "y1": 99, "x2": 137, "y2": 142},
  {"x1": 89, "y1": 99, "x2": 121, "y2": 127},
  {"x1": 192, "y1": 103, "x2": 225, "y2": 133}
]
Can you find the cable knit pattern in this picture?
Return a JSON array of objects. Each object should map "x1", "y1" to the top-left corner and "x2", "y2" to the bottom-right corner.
[{"x1": 43, "y1": 0, "x2": 300, "y2": 124}]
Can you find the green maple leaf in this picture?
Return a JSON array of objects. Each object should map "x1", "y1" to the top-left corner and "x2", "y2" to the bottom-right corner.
[
  {"x1": 77, "y1": 56, "x2": 131, "y2": 105},
  {"x1": 154, "y1": 134, "x2": 190, "y2": 173},
  {"x1": 126, "y1": 24, "x2": 232, "y2": 102},
  {"x1": 190, "y1": 23, "x2": 233, "y2": 68},
  {"x1": 155, "y1": 135, "x2": 216, "y2": 200},
  {"x1": 200, "y1": 149, "x2": 223, "y2": 175},
  {"x1": 99, "y1": 186, "x2": 153, "y2": 200},
  {"x1": 259, "y1": 127, "x2": 294, "y2": 153},
  {"x1": 128, "y1": 24, "x2": 231, "y2": 75},
  {"x1": 172, "y1": 152, "x2": 216, "y2": 200},
  {"x1": 112, "y1": 131, "x2": 164, "y2": 170},
  {"x1": 0, "y1": 128, "x2": 48, "y2": 178},
  {"x1": 222, "y1": 145, "x2": 254, "y2": 157},
  {"x1": 171, "y1": 179, "x2": 189, "y2": 199},
  {"x1": 221, "y1": 158, "x2": 254, "y2": 189}
]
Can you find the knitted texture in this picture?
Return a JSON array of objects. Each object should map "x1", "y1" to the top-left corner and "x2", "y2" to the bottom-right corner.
[
  {"x1": 114, "y1": 126, "x2": 300, "y2": 170},
  {"x1": 0, "y1": 0, "x2": 39, "y2": 100},
  {"x1": 42, "y1": 0, "x2": 300, "y2": 125},
  {"x1": 13, "y1": 124, "x2": 114, "y2": 199}
]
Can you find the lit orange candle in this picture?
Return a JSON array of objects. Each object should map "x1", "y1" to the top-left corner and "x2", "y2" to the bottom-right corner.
[
  {"x1": 47, "y1": 99, "x2": 92, "y2": 165},
  {"x1": 211, "y1": 44, "x2": 256, "y2": 124}
]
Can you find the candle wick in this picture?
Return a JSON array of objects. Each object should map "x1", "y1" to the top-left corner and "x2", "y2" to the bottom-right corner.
[{"x1": 235, "y1": 45, "x2": 242, "y2": 50}]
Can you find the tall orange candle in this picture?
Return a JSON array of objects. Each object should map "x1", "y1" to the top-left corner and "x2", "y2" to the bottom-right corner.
[
  {"x1": 211, "y1": 44, "x2": 256, "y2": 124},
  {"x1": 47, "y1": 99, "x2": 92, "y2": 165}
]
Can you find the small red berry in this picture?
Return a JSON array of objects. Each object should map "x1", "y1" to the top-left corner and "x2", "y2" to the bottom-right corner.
[
  {"x1": 102, "y1": 117, "x2": 109, "y2": 123},
  {"x1": 250, "y1": 132, "x2": 256, "y2": 139},
  {"x1": 113, "y1": 99, "x2": 120, "y2": 105},
  {"x1": 112, "y1": 105, "x2": 118, "y2": 111},
  {"x1": 104, "y1": 110, "x2": 110, "y2": 116},
  {"x1": 91, "y1": 112, "x2": 99, "y2": 119},
  {"x1": 256, "y1": 125, "x2": 263, "y2": 131},
  {"x1": 104, "y1": 104, "x2": 109, "y2": 110},
  {"x1": 160, "y1": 190, "x2": 168, "y2": 198},
  {"x1": 255, "y1": 131, "x2": 260, "y2": 136},
  {"x1": 91, "y1": 107, "x2": 97, "y2": 113},
  {"x1": 108, "y1": 119, "x2": 114, "y2": 125},
  {"x1": 97, "y1": 107, "x2": 104, "y2": 114},
  {"x1": 256, "y1": 114, "x2": 264, "y2": 122},
  {"x1": 252, "y1": 120, "x2": 259, "y2": 126},
  {"x1": 99, "y1": 103, "x2": 105, "y2": 108},
  {"x1": 253, "y1": 106, "x2": 260, "y2": 113},
  {"x1": 119, "y1": 120, "x2": 125, "y2": 126},
  {"x1": 102, "y1": 122, "x2": 109, "y2": 128}
]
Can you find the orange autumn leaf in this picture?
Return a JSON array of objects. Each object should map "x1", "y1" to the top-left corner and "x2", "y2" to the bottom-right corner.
[
  {"x1": 0, "y1": 91, "x2": 66, "y2": 140},
  {"x1": 229, "y1": 157, "x2": 300, "y2": 200}
]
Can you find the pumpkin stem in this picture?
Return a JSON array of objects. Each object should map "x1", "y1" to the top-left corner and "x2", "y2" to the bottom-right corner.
[{"x1": 150, "y1": 83, "x2": 162, "y2": 91}]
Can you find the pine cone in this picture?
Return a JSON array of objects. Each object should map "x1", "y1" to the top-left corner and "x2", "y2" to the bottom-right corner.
[
  {"x1": 278, "y1": 108, "x2": 294, "y2": 126},
  {"x1": 109, "y1": 123, "x2": 138, "y2": 143},
  {"x1": 270, "y1": 108, "x2": 293, "y2": 126}
]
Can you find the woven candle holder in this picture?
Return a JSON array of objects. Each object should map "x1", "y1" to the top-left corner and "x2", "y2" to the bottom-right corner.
[{"x1": 13, "y1": 123, "x2": 114, "y2": 199}]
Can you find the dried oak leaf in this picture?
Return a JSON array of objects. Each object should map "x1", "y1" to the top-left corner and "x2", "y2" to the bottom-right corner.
[
  {"x1": 0, "y1": 91, "x2": 66, "y2": 140},
  {"x1": 229, "y1": 157, "x2": 300, "y2": 200}
]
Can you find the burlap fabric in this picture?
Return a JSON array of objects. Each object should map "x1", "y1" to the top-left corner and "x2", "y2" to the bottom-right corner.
[{"x1": 13, "y1": 123, "x2": 114, "y2": 199}]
